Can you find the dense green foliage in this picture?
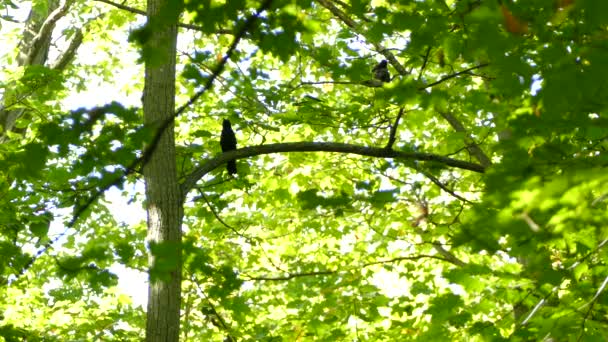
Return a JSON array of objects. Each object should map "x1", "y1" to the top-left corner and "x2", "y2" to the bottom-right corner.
[{"x1": 1, "y1": 0, "x2": 608, "y2": 340}]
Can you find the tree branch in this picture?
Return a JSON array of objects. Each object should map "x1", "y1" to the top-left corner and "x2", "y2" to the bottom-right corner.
[
  {"x1": 430, "y1": 243, "x2": 466, "y2": 267},
  {"x1": 419, "y1": 169, "x2": 472, "y2": 204},
  {"x1": 195, "y1": 190, "x2": 251, "y2": 239},
  {"x1": 383, "y1": 170, "x2": 472, "y2": 204},
  {"x1": 180, "y1": 141, "x2": 486, "y2": 196},
  {"x1": 385, "y1": 107, "x2": 404, "y2": 150},
  {"x1": 246, "y1": 270, "x2": 335, "y2": 281},
  {"x1": 438, "y1": 111, "x2": 492, "y2": 168},
  {"x1": 418, "y1": 46, "x2": 432, "y2": 81},
  {"x1": 25, "y1": 0, "x2": 73, "y2": 65},
  {"x1": 301, "y1": 80, "x2": 358, "y2": 85},
  {"x1": 245, "y1": 254, "x2": 452, "y2": 281},
  {"x1": 93, "y1": 0, "x2": 233, "y2": 34},
  {"x1": 420, "y1": 63, "x2": 490, "y2": 90},
  {"x1": 52, "y1": 29, "x2": 83, "y2": 70}
]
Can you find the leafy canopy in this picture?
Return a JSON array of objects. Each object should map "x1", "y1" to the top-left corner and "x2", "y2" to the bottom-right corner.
[{"x1": 1, "y1": 0, "x2": 608, "y2": 340}]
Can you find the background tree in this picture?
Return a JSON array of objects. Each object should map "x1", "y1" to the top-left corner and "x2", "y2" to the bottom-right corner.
[{"x1": 1, "y1": 0, "x2": 607, "y2": 341}]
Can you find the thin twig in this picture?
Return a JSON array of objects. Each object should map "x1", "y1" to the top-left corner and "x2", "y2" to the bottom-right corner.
[
  {"x1": 198, "y1": 191, "x2": 250, "y2": 239},
  {"x1": 418, "y1": 46, "x2": 432, "y2": 81},
  {"x1": 301, "y1": 81, "x2": 358, "y2": 85},
  {"x1": 420, "y1": 63, "x2": 489, "y2": 90},
  {"x1": 244, "y1": 254, "x2": 448, "y2": 281},
  {"x1": 193, "y1": 281, "x2": 236, "y2": 341},
  {"x1": 385, "y1": 107, "x2": 404, "y2": 150},
  {"x1": 578, "y1": 275, "x2": 608, "y2": 341}
]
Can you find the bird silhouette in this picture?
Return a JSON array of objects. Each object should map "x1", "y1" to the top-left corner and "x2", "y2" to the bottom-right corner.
[
  {"x1": 372, "y1": 60, "x2": 391, "y2": 82},
  {"x1": 220, "y1": 119, "x2": 237, "y2": 175}
]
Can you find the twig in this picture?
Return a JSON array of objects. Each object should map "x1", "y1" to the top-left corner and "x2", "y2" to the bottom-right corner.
[
  {"x1": 245, "y1": 253, "x2": 448, "y2": 281},
  {"x1": 520, "y1": 212, "x2": 540, "y2": 232},
  {"x1": 193, "y1": 281, "x2": 236, "y2": 341},
  {"x1": 419, "y1": 170, "x2": 472, "y2": 203},
  {"x1": 520, "y1": 292, "x2": 551, "y2": 325},
  {"x1": 568, "y1": 238, "x2": 608, "y2": 270},
  {"x1": 301, "y1": 81, "x2": 358, "y2": 85},
  {"x1": 247, "y1": 270, "x2": 336, "y2": 281},
  {"x1": 578, "y1": 275, "x2": 608, "y2": 341},
  {"x1": 420, "y1": 63, "x2": 489, "y2": 90},
  {"x1": 94, "y1": 0, "x2": 145, "y2": 15},
  {"x1": 197, "y1": 191, "x2": 250, "y2": 239},
  {"x1": 438, "y1": 111, "x2": 492, "y2": 168},
  {"x1": 385, "y1": 107, "x2": 404, "y2": 150},
  {"x1": 418, "y1": 46, "x2": 432, "y2": 81}
]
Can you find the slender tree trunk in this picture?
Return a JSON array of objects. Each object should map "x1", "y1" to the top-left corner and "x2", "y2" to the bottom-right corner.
[{"x1": 142, "y1": 0, "x2": 182, "y2": 341}]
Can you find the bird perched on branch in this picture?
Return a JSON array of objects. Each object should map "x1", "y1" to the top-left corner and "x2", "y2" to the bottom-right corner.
[
  {"x1": 220, "y1": 119, "x2": 237, "y2": 175},
  {"x1": 372, "y1": 60, "x2": 391, "y2": 83}
]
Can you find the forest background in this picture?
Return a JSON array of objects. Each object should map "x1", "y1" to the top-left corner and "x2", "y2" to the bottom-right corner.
[{"x1": 1, "y1": 0, "x2": 607, "y2": 341}]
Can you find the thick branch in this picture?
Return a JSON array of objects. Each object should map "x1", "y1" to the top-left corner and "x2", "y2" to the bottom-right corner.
[
  {"x1": 25, "y1": 0, "x2": 73, "y2": 65},
  {"x1": 180, "y1": 141, "x2": 486, "y2": 196},
  {"x1": 53, "y1": 29, "x2": 83, "y2": 70}
]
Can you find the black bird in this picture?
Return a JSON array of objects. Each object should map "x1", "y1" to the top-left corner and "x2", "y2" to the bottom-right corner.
[
  {"x1": 220, "y1": 119, "x2": 237, "y2": 175},
  {"x1": 372, "y1": 60, "x2": 391, "y2": 83}
]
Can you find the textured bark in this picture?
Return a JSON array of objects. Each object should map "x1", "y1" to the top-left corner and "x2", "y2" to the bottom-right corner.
[{"x1": 142, "y1": 0, "x2": 182, "y2": 341}]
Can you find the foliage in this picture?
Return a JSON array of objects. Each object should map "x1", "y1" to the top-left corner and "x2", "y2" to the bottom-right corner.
[{"x1": 1, "y1": 0, "x2": 607, "y2": 340}]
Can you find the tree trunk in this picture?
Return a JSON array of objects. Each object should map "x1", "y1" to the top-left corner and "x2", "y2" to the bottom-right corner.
[{"x1": 142, "y1": 0, "x2": 182, "y2": 341}]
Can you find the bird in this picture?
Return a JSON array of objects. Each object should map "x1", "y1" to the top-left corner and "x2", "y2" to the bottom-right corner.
[
  {"x1": 220, "y1": 119, "x2": 237, "y2": 175},
  {"x1": 372, "y1": 60, "x2": 391, "y2": 83}
]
